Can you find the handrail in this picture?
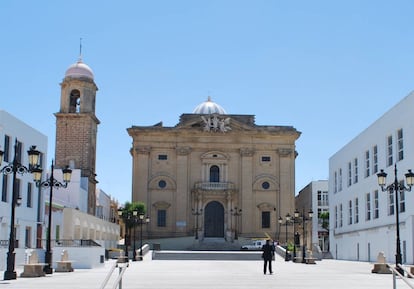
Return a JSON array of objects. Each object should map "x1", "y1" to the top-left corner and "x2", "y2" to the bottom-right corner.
[
  {"x1": 99, "y1": 260, "x2": 129, "y2": 289},
  {"x1": 99, "y1": 261, "x2": 117, "y2": 289},
  {"x1": 111, "y1": 265, "x2": 128, "y2": 289},
  {"x1": 387, "y1": 264, "x2": 414, "y2": 289}
]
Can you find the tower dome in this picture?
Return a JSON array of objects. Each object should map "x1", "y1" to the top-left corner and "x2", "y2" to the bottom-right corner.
[
  {"x1": 193, "y1": 96, "x2": 227, "y2": 114},
  {"x1": 64, "y1": 57, "x2": 94, "y2": 80}
]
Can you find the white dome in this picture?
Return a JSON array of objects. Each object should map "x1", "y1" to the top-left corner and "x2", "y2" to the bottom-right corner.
[
  {"x1": 65, "y1": 58, "x2": 94, "y2": 80},
  {"x1": 193, "y1": 97, "x2": 227, "y2": 114}
]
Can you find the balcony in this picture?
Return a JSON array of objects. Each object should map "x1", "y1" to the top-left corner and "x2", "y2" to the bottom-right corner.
[{"x1": 194, "y1": 182, "x2": 235, "y2": 191}]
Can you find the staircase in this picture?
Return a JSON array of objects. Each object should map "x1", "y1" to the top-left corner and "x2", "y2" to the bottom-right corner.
[
  {"x1": 188, "y1": 238, "x2": 243, "y2": 251},
  {"x1": 152, "y1": 250, "x2": 262, "y2": 261}
]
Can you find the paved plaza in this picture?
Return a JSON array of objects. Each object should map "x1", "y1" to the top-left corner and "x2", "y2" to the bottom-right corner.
[{"x1": 0, "y1": 253, "x2": 413, "y2": 289}]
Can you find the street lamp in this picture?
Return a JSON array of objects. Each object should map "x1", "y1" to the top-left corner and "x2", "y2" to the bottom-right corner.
[
  {"x1": 299, "y1": 209, "x2": 313, "y2": 264},
  {"x1": 132, "y1": 210, "x2": 138, "y2": 261},
  {"x1": 118, "y1": 209, "x2": 131, "y2": 260},
  {"x1": 35, "y1": 160, "x2": 72, "y2": 274},
  {"x1": 293, "y1": 209, "x2": 300, "y2": 260},
  {"x1": 191, "y1": 208, "x2": 203, "y2": 239},
  {"x1": 139, "y1": 214, "x2": 150, "y2": 258},
  {"x1": 0, "y1": 140, "x2": 42, "y2": 280},
  {"x1": 377, "y1": 164, "x2": 414, "y2": 274},
  {"x1": 279, "y1": 213, "x2": 291, "y2": 261},
  {"x1": 231, "y1": 207, "x2": 242, "y2": 240}
]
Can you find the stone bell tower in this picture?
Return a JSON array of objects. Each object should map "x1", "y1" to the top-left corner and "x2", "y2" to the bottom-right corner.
[{"x1": 55, "y1": 56, "x2": 99, "y2": 215}]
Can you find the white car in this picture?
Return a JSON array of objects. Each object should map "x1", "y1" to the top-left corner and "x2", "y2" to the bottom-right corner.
[{"x1": 241, "y1": 240, "x2": 268, "y2": 250}]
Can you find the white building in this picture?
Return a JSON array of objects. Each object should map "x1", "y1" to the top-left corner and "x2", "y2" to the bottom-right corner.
[
  {"x1": 296, "y1": 180, "x2": 329, "y2": 256},
  {"x1": 329, "y1": 91, "x2": 414, "y2": 264},
  {"x1": 0, "y1": 110, "x2": 48, "y2": 269}
]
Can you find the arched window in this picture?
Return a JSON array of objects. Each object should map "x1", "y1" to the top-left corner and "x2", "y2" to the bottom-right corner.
[
  {"x1": 69, "y1": 89, "x2": 80, "y2": 113},
  {"x1": 209, "y1": 165, "x2": 220, "y2": 182}
]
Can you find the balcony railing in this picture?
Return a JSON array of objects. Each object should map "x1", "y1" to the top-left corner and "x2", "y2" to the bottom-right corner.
[
  {"x1": 194, "y1": 182, "x2": 235, "y2": 190},
  {"x1": 0, "y1": 239, "x2": 102, "y2": 248}
]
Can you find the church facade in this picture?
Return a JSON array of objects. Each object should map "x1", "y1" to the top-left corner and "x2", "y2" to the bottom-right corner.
[{"x1": 128, "y1": 99, "x2": 300, "y2": 242}]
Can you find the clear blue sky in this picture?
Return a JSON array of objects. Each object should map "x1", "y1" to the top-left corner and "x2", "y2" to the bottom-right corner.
[{"x1": 1, "y1": 1, "x2": 413, "y2": 204}]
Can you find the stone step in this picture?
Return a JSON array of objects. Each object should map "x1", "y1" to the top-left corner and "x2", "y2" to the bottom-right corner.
[{"x1": 152, "y1": 250, "x2": 262, "y2": 261}]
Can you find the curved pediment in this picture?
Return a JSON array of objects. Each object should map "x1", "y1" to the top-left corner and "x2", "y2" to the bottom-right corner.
[
  {"x1": 201, "y1": 151, "x2": 230, "y2": 161},
  {"x1": 148, "y1": 174, "x2": 177, "y2": 190},
  {"x1": 253, "y1": 175, "x2": 279, "y2": 191}
]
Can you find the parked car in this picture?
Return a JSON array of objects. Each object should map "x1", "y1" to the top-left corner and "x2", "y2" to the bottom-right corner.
[{"x1": 240, "y1": 240, "x2": 268, "y2": 250}]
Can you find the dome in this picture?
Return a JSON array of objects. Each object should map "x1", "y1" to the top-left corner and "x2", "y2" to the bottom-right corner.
[
  {"x1": 193, "y1": 96, "x2": 227, "y2": 114},
  {"x1": 65, "y1": 58, "x2": 94, "y2": 80}
]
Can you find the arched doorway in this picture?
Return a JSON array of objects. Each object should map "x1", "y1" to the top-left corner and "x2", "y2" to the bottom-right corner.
[{"x1": 204, "y1": 201, "x2": 224, "y2": 237}]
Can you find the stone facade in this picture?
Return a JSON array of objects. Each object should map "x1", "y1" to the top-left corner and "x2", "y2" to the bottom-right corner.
[{"x1": 128, "y1": 110, "x2": 300, "y2": 242}]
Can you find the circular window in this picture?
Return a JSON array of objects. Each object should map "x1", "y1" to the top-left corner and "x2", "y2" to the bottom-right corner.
[
  {"x1": 262, "y1": 181, "x2": 270, "y2": 190},
  {"x1": 158, "y1": 180, "x2": 167, "y2": 188}
]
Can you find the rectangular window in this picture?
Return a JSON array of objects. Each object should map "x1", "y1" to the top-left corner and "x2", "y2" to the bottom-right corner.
[
  {"x1": 365, "y1": 150, "x2": 370, "y2": 178},
  {"x1": 56, "y1": 225, "x2": 60, "y2": 242},
  {"x1": 397, "y1": 129, "x2": 404, "y2": 161},
  {"x1": 1, "y1": 174, "x2": 8, "y2": 202},
  {"x1": 3, "y1": 135, "x2": 10, "y2": 162},
  {"x1": 373, "y1": 145, "x2": 378, "y2": 174},
  {"x1": 158, "y1": 154, "x2": 168, "y2": 160},
  {"x1": 399, "y1": 181, "x2": 405, "y2": 213},
  {"x1": 14, "y1": 178, "x2": 21, "y2": 204},
  {"x1": 354, "y1": 158, "x2": 358, "y2": 184},
  {"x1": 261, "y1": 156, "x2": 271, "y2": 162},
  {"x1": 334, "y1": 171, "x2": 337, "y2": 193},
  {"x1": 317, "y1": 190, "x2": 328, "y2": 206},
  {"x1": 388, "y1": 190, "x2": 395, "y2": 216},
  {"x1": 366, "y1": 193, "x2": 371, "y2": 221},
  {"x1": 334, "y1": 206, "x2": 338, "y2": 228},
  {"x1": 261, "y1": 211, "x2": 270, "y2": 228},
  {"x1": 25, "y1": 227, "x2": 31, "y2": 248},
  {"x1": 348, "y1": 162, "x2": 352, "y2": 187},
  {"x1": 374, "y1": 190, "x2": 379, "y2": 219},
  {"x1": 16, "y1": 140, "x2": 22, "y2": 164},
  {"x1": 339, "y1": 168, "x2": 342, "y2": 191},
  {"x1": 27, "y1": 183, "x2": 32, "y2": 208},
  {"x1": 355, "y1": 198, "x2": 359, "y2": 223},
  {"x1": 348, "y1": 200, "x2": 353, "y2": 225},
  {"x1": 157, "y1": 210, "x2": 166, "y2": 227},
  {"x1": 339, "y1": 204, "x2": 343, "y2": 227},
  {"x1": 387, "y1": 135, "x2": 393, "y2": 167}
]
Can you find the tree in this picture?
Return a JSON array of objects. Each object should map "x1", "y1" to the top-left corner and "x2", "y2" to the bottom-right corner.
[{"x1": 319, "y1": 212, "x2": 329, "y2": 230}]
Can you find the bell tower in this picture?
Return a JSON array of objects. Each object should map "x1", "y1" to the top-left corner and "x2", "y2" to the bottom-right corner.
[{"x1": 55, "y1": 56, "x2": 99, "y2": 215}]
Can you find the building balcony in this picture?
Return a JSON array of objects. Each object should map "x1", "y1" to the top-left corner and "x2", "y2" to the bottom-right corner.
[{"x1": 194, "y1": 182, "x2": 235, "y2": 191}]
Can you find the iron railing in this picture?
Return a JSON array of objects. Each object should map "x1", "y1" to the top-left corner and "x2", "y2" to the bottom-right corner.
[
  {"x1": 0, "y1": 239, "x2": 101, "y2": 248},
  {"x1": 194, "y1": 182, "x2": 235, "y2": 190}
]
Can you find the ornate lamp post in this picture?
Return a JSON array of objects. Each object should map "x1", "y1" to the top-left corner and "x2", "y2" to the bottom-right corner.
[
  {"x1": 0, "y1": 140, "x2": 42, "y2": 280},
  {"x1": 132, "y1": 210, "x2": 138, "y2": 261},
  {"x1": 279, "y1": 213, "x2": 291, "y2": 261},
  {"x1": 118, "y1": 209, "x2": 132, "y2": 260},
  {"x1": 118, "y1": 203, "x2": 147, "y2": 261},
  {"x1": 35, "y1": 160, "x2": 72, "y2": 274},
  {"x1": 191, "y1": 208, "x2": 202, "y2": 239},
  {"x1": 293, "y1": 210, "x2": 300, "y2": 260},
  {"x1": 231, "y1": 207, "x2": 242, "y2": 240},
  {"x1": 377, "y1": 164, "x2": 414, "y2": 274},
  {"x1": 299, "y1": 209, "x2": 313, "y2": 263},
  {"x1": 139, "y1": 214, "x2": 150, "y2": 258}
]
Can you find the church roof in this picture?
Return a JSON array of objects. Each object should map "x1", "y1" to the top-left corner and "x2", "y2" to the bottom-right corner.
[
  {"x1": 65, "y1": 57, "x2": 94, "y2": 80},
  {"x1": 192, "y1": 96, "x2": 227, "y2": 114}
]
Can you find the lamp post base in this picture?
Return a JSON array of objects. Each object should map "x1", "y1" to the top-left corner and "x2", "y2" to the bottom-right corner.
[
  {"x1": 4, "y1": 251, "x2": 17, "y2": 280},
  {"x1": 44, "y1": 251, "x2": 53, "y2": 274},
  {"x1": 4, "y1": 270, "x2": 17, "y2": 280},
  {"x1": 43, "y1": 265, "x2": 53, "y2": 274}
]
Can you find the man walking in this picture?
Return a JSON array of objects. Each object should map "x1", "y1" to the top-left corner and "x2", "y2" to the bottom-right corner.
[{"x1": 262, "y1": 239, "x2": 275, "y2": 274}]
